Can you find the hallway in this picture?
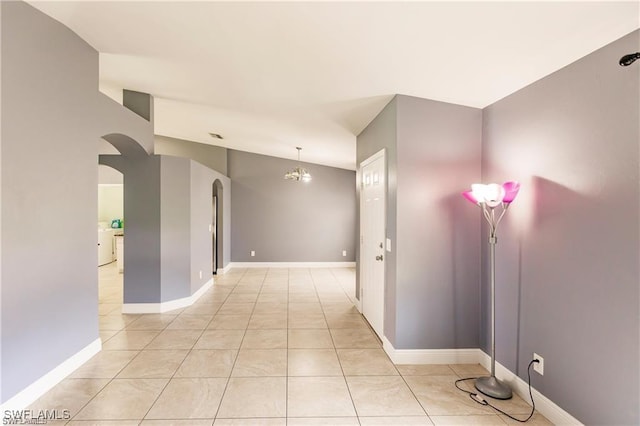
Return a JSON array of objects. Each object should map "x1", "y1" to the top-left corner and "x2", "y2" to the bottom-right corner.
[{"x1": 28, "y1": 265, "x2": 550, "y2": 425}]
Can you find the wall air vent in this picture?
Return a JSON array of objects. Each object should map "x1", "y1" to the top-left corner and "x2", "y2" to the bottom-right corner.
[{"x1": 209, "y1": 133, "x2": 224, "y2": 140}]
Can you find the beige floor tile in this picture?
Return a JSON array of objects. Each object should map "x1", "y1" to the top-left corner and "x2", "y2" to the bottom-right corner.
[
  {"x1": 346, "y1": 376, "x2": 425, "y2": 416},
  {"x1": 330, "y1": 328, "x2": 381, "y2": 348},
  {"x1": 126, "y1": 314, "x2": 177, "y2": 331},
  {"x1": 404, "y1": 375, "x2": 493, "y2": 416},
  {"x1": 146, "y1": 329, "x2": 202, "y2": 349},
  {"x1": 325, "y1": 314, "x2": 367, "y2": 329},
  {"x1": 98, "y1": 315, "x2": 128, "y2": 331},
  {"x1": 117, "y1": 350, "x2": 188, "y2": 378},
  {"x1": 99, "y1": 330, "x2": 120, "y2": 343},
  {"x1": 99, "y1": 304, "x2": 121, "y2": 316},
  {"x1": 483, "y1": 391, "x2": 535, "y2": 416},
  {"x1": 359, "y1": 417, "x2": 434, "y2": 425},
  {"x1": 397, "y1": 364, "x2": 457, "y2": 376},
  {"x1": 74, "y1": 379, "x2": 168, "y2": 420},
  {"x1": 208, "y1": 314, "x2": 251, "y2": 330},
  {"x1": 321, "y1": 303, "x2": 359, "y2": 315},
  {"x1": 287, "y1": 418, "x2": 359, "y2": 426},
  {"x1": 449, "y1": 364, "x2": 490, "y2": 377},
  {"x1": 241, "y1": 329, "x2": 287, "y2": 349},
  {"x1": 231, "y1": 349, "x2": 287, "y2": 376},
  {"x1": 288, "y1": 329, "x2": 334, "y2": 349},
  {"x1": 225, "y1": 293, "x2": 259, "y2": 303},
  {"x1": 102, "y1": 330, "x2": 160, "y2": 350},
  {"x1": 288, "y1": 303, "x2": 323, "y2": 315},
  {"x1": 214, "y1": 419, "x2": 286, "y2": 426},
  {"x1": 28, "y1": 378, "x2": 109, "y2": 420},
  {"x1": 248, "y1": 313, "x2": 288, "y2": 329},
  {"x1": 174, "y1": 349, "x2": 237, "y2": 377},
  {"x1": 288, "y1": 314, "x2": 327, "y2": 329},
  {"x1": 69, "y1": 351, "x2": 138, "y2": 378},
  {"x1": 253, "y1": 303, "x2": 288, "y2": 315},
  {"x1": 337, "y1": 349, "x2": 398, "y2": 376},
  {"x1": 181, "y1": 303, "x2": 221, "y2": 315},
  {"x1": 288, "y1": 294, "x2": 319, "y2": 303},
  {"x1": 256, "y1": 293, "x2": 288, "y2": 302},
  {"x1": 195, "y1": 330, "x2": 245, "y2": 349},
  {"x1": 430, "y1": 415, "x2": 505, "y2": 425},
  {"x1": 141, "y1": 421, "x2": 213, "y2": 426},
  {"x1": 217, "y1": 303, "x2": 255, "y2": 315},
  {"x1": 146, "y1": 377, "x2": 227, "y2": 419},
  {"x1": 217, "y1": 377, "x2": 286, "y2": 418},
  {"x1": 166, "y1": 314, "x2": 213, "y2": 330},
  {"x1": 500, "y1": 412, "x2": 552, "y2": 425},
  {"x1": 287, "y1": 376, "x2": 356, "y2": 417},
  {"x1": 288, "y1": 349, "x2": 343, "y2": 376},
  {"x1": 68, "y1": 421, "x2": 140, "y2": 426}
]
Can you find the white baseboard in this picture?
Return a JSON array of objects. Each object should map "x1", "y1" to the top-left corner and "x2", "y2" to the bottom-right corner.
[
  {"x1": 382, "y1": 336, "x2": 481, "y2": 365},
  {"x1": 228, "y1": 262, "x2": 356, "y2": 268},
  {"x1": 0, "y1": 338, "x2": 101, "y2": 411},
  {"x1": 478, "y1": 351, "x2": 582, "y2": 425},
  {"x1": 122, "y1": 277, "x2": 214, "y2": 313},
  {"x1": 217, "y1": 264, "x2": 232, "y2": 274}
]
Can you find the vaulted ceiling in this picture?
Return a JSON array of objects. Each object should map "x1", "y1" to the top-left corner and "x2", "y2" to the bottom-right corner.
[{"x1": 30, "y1": 1, "x2": 639, "y2": 170}]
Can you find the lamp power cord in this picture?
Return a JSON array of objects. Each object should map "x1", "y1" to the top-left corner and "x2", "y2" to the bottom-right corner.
[{"x1": 454, "y1": 359, "x2": 540, "y2": 423}]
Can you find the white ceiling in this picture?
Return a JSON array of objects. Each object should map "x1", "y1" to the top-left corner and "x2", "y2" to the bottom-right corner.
[{"x1": 30, "y1": 1, "x2": 639, "y2": 170}]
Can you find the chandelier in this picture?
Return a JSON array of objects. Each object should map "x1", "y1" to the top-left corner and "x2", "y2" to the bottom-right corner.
[{"x1": 284, "y1": 147, "x2": 312, "y2": 182}]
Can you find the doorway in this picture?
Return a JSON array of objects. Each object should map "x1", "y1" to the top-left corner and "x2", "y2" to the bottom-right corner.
[
  {"x1": 212, "y1": 180, "x2": 223, "y2": 274},
  {"x1": 360, "y1": 149, "x2": 386, "y2": 339}
]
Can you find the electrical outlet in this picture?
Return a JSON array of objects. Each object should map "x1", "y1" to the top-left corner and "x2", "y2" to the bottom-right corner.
[
  {"x1": 342, "y1": 250, "x2": 347, "y2": 257},
  {"x1": 199, "y1": 270, "x2": 203, "y2": 279},
  {"x1": 533, "y1": 353, "x2": 544, "y2": 375},
  {"x1": 250, "y1": 250, "x2": 255, "y2": 257}
]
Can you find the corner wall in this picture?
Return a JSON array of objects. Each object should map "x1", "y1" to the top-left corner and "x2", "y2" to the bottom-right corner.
[{"x1": 482, "y1": 30, "x2": 639, "y2": 424}]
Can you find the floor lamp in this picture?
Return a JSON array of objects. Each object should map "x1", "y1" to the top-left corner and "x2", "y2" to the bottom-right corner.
[{"x1": 462, "y1": 181, "x2": 520, "y2": 400}]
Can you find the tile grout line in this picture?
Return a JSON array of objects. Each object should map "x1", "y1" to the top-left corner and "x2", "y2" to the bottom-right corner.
[{"x1": 139, "y1": 270, "x2": 235, "y2": 423}]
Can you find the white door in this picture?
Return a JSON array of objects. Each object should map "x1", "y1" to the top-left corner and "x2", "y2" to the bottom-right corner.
[{"x1": 360, "y1": 150, "x2": 386, "y2": 339}]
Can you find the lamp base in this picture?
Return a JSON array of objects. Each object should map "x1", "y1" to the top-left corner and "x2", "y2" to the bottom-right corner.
[{"x1": 475, "y1": 376, "x2": 512, "y2": 400}]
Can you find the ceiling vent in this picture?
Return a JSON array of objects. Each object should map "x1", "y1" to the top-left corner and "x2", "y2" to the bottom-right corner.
[{"x1": 209, "y1": 132, "x2": 224, "y2": 140}]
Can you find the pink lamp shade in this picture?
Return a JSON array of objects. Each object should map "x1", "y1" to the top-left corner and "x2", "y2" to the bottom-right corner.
[
  {"x1": 502, "y1": 181, "x2": 520, "y2": 203},
  {"x1": 462, "y1": 190, "x2": 478, "y2": 204}
]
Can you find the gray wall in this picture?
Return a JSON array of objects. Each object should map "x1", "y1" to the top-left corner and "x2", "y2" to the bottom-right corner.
[
  {"x1": 155, "y1": 135, "x2": 228, "y2": 176},
  {"x1": 482, "y1": 30, "x2": 639, "y2": 425},
  {"x1": 0, "y1": 2, "x2": 149, "y2": 404},
  {"x1": 356, "y1": 98, "x2": 398, "y2": 342},
  {"x1": 228, "y1": 149, "x2": 356, "y2": 262},
  {"x1": 160, "y1": 156, "x2": 191, "y2": 301},
  {"x1": 357, "y1": 95, "x2": 482, "y2": 349},
  {"x1": 395, "y1": 95, "x2": 482, "y2": 350},
  {"x1": 1, "y1": 1, "x2": 99, "y2": 403}
]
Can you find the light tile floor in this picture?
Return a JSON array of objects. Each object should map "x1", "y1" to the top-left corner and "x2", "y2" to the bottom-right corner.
[{"x1": 29, "y1": 263, "x2": 553, "y2": 425}]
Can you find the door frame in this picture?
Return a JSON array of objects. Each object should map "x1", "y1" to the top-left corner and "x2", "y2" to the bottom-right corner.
[{"x1": 359, "y1": 148, "x2": 387, "y2": 338}]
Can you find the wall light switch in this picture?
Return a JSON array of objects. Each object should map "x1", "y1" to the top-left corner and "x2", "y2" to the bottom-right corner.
[
  {"x1": 209, "y1": 224, "x2": 213, "y2": 232},
  {"x1": 342, "y1": 250, "x2": 347, "y2": 257},
  {"x1": 250, "y1": 250, "x2": 255, "y2": 257},
  {"x1": 199, "y1": 270, "x2": 203, "y2": 279},
  {"x1": 386, "y1": 238, "x2": 392, "y2": 252}
]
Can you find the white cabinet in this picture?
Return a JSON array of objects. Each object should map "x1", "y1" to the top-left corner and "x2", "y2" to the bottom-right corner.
[
  {"x1": 115, "y1": 236, "x2": 124, "y2": 273},
  {"x1": 98, "y1": 229, "x2": 115, "y2": 266}
]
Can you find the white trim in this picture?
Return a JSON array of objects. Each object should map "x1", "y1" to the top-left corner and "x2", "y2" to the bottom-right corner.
[
  {"x1": 217, "y1": 263, "x2": 232, "y2": 274},
  {"x1": 478, "y1": 351, "x2": 583, "y2": 425},
  {"x1": 122, "y1": 277, "x2": 214, "y2": 314},
  {"x1": 360, "y1": 147, "x2": 386, "y2": 167},
  {"x1": 0, "y1": 338, "x2": 101, "y2": 411},
  {"x1": 228, "y1": 262, "x2": 356, "y2": 268},
  {"x1": 382, "y1": 336, "x2": 481, "y2": 365}
]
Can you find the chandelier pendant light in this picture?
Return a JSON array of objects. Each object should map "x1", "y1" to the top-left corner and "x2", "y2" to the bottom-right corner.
[{"x1": 284, "y1": 147, "x2": 312, "y2": 182}]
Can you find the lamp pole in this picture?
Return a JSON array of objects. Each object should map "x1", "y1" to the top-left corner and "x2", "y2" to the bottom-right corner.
[{"x1": 474, "y1": 202, "x2": 512, "y2": 400}]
